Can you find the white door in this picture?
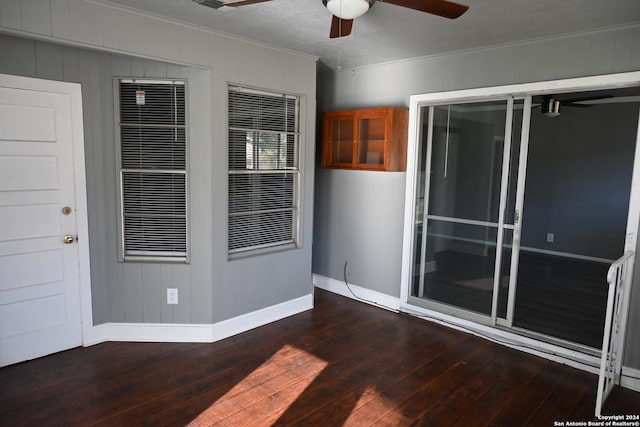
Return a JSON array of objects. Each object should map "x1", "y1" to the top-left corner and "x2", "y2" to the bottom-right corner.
[{"x1": 0, "y1": 75, "x2": 86, "y2": 367}]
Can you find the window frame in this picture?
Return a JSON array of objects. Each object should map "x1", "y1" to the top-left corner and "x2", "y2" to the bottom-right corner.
[
  {"x1": 227, "y1": 84, "x2": 303, "y2": 258},
  {"x1": 114, "y1": 78, "x2": 190, "y2": 263}
]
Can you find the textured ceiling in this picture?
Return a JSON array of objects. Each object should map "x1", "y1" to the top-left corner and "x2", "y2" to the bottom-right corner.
[{"x1": 102, "y1": 0, "x2": 640, "y2": 69}]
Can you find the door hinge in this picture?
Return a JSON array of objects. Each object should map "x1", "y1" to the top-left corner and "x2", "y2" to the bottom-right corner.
[{"x1": 514, "y1": 209, "x2": 520, "y2": 225}]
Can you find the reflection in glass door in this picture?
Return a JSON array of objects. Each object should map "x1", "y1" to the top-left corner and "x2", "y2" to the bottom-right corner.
[{"x1": 410, "y1": 98, "x2": 526, "y2": 322}]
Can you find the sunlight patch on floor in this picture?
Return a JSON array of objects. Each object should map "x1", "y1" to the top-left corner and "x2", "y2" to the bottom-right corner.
[
  {"x1": 343, "y1": 386, "x2": 401, "y2": 425},
  {"x1": 186, "y1": 344, "x2": 327, "y2": 426}
]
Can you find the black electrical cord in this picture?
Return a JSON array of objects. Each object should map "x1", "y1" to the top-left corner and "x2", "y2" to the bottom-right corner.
[{"x1": 343, "y1": 260, "x2": 399, "y2": 312}]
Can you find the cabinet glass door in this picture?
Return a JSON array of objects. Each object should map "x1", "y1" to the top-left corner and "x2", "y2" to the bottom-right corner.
[
  {"x1": 358, "y1": 116, "x2": 386, "y2": 166},
  {"x1": 330, "y1": 117, "x2": 354, "y2": 165}
]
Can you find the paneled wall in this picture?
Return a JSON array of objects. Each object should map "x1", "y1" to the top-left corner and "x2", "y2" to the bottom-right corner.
[
  {"x1": 0, "y1": 34, "x2": 212, "y2": 324},
  {"x1": 0, "y1": 0, "x2": 317, "y2": 326},
  {"x1": 314, "y1": 25, "x2": 640, "y2": 367}
]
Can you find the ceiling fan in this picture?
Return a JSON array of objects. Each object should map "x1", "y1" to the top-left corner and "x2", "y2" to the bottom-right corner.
[
  {"x1": 224, "y1": 0, "x2": 469, "y2": 38},
  {"x1": 534, "y1": 94, "x2": 614, "y2": 117}
]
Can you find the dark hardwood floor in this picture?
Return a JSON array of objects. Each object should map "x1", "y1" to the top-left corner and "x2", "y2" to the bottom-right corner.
[{"x1": 1, "y1": 289, "x2": 638, "y2": 426}]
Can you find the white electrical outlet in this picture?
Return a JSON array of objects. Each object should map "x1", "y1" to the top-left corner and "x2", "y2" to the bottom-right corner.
[
  {"x1": 546, "y1": 233, "x2": 554, "y2": 243},
  {"x1": 167, "y1": 288, "x2": 178, "y2": 305}
]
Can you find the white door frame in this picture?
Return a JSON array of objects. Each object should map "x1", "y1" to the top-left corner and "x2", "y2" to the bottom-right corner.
[
  {"x1": 400, "y1": 70, "x2": 640, "y2": 365},
  {"x1": 0, "y1": 73, "x2": 95, "y2": 346}
]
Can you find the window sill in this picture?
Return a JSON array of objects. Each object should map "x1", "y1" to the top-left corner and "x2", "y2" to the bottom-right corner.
[
  {"x1": 228, "y1": 242, "x2": 299, "y2": 261},
  {"x1": 121, "y1": 256, "x2": 189, "y2": 264}
]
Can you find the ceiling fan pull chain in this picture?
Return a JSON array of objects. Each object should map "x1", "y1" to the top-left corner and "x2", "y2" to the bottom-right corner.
[{"x1": 353, "y1": 14, "x2": 357, "y2": 61}]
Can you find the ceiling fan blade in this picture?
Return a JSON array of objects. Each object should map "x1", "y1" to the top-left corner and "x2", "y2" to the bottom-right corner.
[
  {"x1": 381, "y1": 0, "x2": 469, "y2": 19},
  {"x1": 224, "y1": 0, "x2": 272, "y2": 6},
  {"x1": 330, "y1": 15, "x2": 353, "y2": 38}
]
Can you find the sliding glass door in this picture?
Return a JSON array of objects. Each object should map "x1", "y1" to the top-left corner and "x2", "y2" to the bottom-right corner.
[
  {"x1": 406, "y1": 84, "x2": 639, "y2": 352},
  {"x1": 508, "y1": 90, "x2": 637, "y2": 349},
  {"x1": 409, "y1": 98, "x2": 528, "y2": 324},
  {"x1": 401, "y1": 74, "x2": 640, "y2": 417}
]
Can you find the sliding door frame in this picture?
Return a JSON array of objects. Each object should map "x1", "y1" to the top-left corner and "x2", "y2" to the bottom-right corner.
[
  {"x1": 410, "y1": 97, "x2": 522, "y2": 324},
  {"x1": 400, "y1": 71, "x2": 640, "y2": 368},
  {"x1": 499, "y1": 95, "x2": 532, "y2": 327}
]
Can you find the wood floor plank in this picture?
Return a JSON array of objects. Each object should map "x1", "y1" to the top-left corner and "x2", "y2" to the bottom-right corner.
[
  {"x1": 228, "y1": 342, "x2": 400, "y2": 424},
  {"x1": 413, "y1": 346, "x2": 549, "y2": 426},
  {"x1": 0, "y1": 342, "x2": 195, "y2": 399},
  {"x1": 524, "y1": 366, "x2": 595, "y2": 426},
  {"x1": 370, "y1": 337, "x2": 498, "y2": 425},
  {"x1": 486, "y1": 362, "x2": 574, "y2": 427},
  {"x1": 569, "y1": 385, "x2": 599, "y2": 420},
  {"x1": 184, "y1": 324, "x2": 398, "y2": 427},
  {"x1": 342, "y1": 336, "x2": 491, "y2": 425},
  {"x1": 0, "y1": 342, "x2": 204, "y2": 421},
  {"x1": 602, "y1": 386, "x2": 640, "y2": 415},
  {"x1": 288, "y1": 318, "x2": 469, "y2": 426},
  {"x1": 0, "y1": 289, "x2": 638, "y2": 427},
  {"x1": 2, "y1": 303, "x2": 324, "y2": 424},
  {"x1": 133, "y1": 298, "x2": 403, "y2": 426},
  {"x1": 251, "y1": 319, "x2": 462, "y2": 426}
]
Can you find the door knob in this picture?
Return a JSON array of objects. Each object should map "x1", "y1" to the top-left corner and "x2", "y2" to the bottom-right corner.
[{"x1": 63, "y1": 235, "x2": 74, "y2": 244}]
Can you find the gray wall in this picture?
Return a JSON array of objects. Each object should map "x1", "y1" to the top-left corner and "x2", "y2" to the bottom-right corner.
[
  {"x1": 313, "y1": 169, "x2": 406, "y2": 297},
  {"x1": 522, "y1": 102, "x2": 638, "y2": 260},
  {"x1": 0, "y1": 34, "x2": 209, "y2": 324},
  {"x1": 0, "y1": 0, "x2": 317, "y2": 325},
  {"x1": 314, "y1": 25, "x2": 640, "y2": 368}
]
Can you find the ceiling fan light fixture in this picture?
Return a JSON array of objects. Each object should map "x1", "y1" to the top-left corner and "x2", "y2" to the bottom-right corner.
[
  {"x1": 542, "y1": 98, "x2": 561, "y2": 117},
  {"x1": 325, "y1": 0, "x2": 371, "y2": 20}
]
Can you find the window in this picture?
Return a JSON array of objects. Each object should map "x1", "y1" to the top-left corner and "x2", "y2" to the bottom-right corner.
[
  {"x1": 116, "y1": 79, "x2": 188, "y2": 262},
  {"x1": 228, "y1": 85, "x2": 301, "y2": 255}
]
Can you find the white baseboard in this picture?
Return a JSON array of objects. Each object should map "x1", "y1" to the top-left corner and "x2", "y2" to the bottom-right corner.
[
  {"x1": 622, "y1": 367, "x2": 640, "y2": 392},
  {"x1": 105, "y1": 322, "x2": 216, "y2": 342},
  {"x1": 83, "y1": 323, "x2": 107, "y2": 346},
  {"x1": 210, "y1": 293, "x2": 314, "y2": 342},
  {"x1": 83, "y1": 293, "x2": 313, "y2": 344},
  {"x1": 313, "y1": 274, "x2": 400, "y2": 312}
]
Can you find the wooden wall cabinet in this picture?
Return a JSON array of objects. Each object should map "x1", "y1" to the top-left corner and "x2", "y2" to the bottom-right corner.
[{"x1": 322, "y1": 106, "x2": 409, "y2": 171}]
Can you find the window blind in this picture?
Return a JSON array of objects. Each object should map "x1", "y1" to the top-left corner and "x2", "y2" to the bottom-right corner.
[
  {"x1": 118, "y1": 79, "x2": 188, "y2": 261},
  {"x1": 228, "y1": 86, "x2": 300, "y2": 254}
]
